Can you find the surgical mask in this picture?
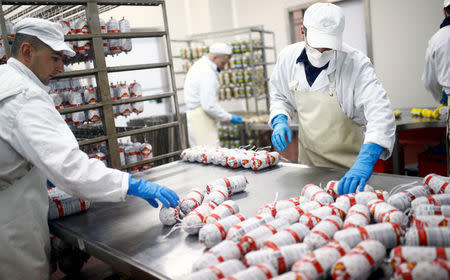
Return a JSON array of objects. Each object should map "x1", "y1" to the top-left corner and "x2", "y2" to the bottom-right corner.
[{"x1": 305, "y1": 44, "x2": 335, "y2": 68}]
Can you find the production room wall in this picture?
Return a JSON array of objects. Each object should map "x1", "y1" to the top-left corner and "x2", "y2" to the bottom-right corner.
[{"x1": 371, "y1": 0, "x2": 443, "y2": 109}]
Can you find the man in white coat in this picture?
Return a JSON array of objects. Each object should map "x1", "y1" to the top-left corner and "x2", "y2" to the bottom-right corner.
[
  {"x1": 184, "y1": 43, "x2": 243, "y2": 147},
  {"x1": 0, "y1": 18, "x2": 179, "y2": 279},
  {"x1": 269, "y1": 3, "x2": 396, "y2": 195},
  {"x1": 423, "y1": 0, "x2": 450, "y2": 104}
]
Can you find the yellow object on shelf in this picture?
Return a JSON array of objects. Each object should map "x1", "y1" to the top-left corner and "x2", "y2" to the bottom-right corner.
[
  {"x1": 410, "y1": 105, "x2": 443, "y2": 119},
  {"x1": 393, "y1": 110, "x2": 402, "y2": 118}
]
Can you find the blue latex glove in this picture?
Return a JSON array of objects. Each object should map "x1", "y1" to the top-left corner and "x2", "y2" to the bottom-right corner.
[
  {"x1": 338, "y1": 143, "x2": 384, "y2": 195},
  {"x1": 127, "y1": 176, "x2": 180, "y2": 208},
  {"x1": 441, "y1": 90, "x2": 448, "y2": 105},
  {"x1": 231, "y1": 115, "x2": 243, "y2": 124},
  {"x1": 271, "y1": 114, "x2": 292, "y2": 152}
]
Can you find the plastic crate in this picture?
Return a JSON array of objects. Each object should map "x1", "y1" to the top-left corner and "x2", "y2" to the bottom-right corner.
[{"x1": 418, "y1": 152, "x2": 447, "y2": 177}]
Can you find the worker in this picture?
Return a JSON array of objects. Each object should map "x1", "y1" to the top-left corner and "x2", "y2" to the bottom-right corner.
[
  {"x1": 184, "y1": 43, "x2": 243, "y2": 147},
  {"x1": 269, "y1": 3, "x2": 396, "y2": 195},
  {"x1": 0, "y1": 18, "x2": 179, "y2": 279},
  {"x1": 423, "y1": 0, "x2": 450, "y2": 106}
]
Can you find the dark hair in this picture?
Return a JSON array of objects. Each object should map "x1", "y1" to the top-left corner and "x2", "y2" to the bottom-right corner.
[
  {"x1": 445, "y1": 5, "x2": 450, "y2": 15},
  {"x1": 11, "y1": 33, "x2": 47, "y2": 58}
]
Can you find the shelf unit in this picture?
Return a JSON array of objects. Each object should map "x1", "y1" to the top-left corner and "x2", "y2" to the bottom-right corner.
[
  {"x1": 172, "y1": 26, "x2": 276, "y2": 116},
  {"x1": 0, "y1": 0, "x2": 185, "y2": 170}
]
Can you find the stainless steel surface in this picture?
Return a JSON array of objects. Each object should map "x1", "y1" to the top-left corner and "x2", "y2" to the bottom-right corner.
[{"x1": 49, "y1": 161, "x2": 419, "y2": 280}]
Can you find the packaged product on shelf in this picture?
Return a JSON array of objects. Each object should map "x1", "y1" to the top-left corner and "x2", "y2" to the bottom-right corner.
[
  {"x1": 387, "y1": 184, "x2": 432, "y2": 211},
  {"x1": 140, "y1": 143, "x2": 153, "y2": 170},
  {"x1": 182, "y1": 201, "x2": 218, "y2": 235},
  {"x1": 83, "y1": 85, "x2": 97, "y2": 104},
  {"x1": 304, "y1": 215, "x2": 343, "y2": 249},
  {"x1": 192, "y1": 240, "x2": 245, "y2": 272},
  {"x1": 331, "y1": 240, "x2": 386, "y2": 280},
  {"x1": 48, "y1": 90, "x2": 64, "y2": 109},
  {"x1": 292, "y1": 241, "x2": 350, "y2": 279},
  {"x1": 411, "y1": 204, "x2": 450, "y2": 216},
  {"x1": 275, "y1": 200, "x2": 323, "y2": 224},
  {"x1": 343, "y1": 204, "x2": 371, "y2": 229},
  {"x1": 159, "y1": 206, "x2": 182, "y2": 226},
  {"x1": 124, "y1": 144, "x2": 140, "y2": 173},
  {"x1": 410, "y1": 193, "x2": 450, "y2": 208},
  {"x1": 200, "y1": 213, "x2": 246, "y2": 248},
  {"x1": 242, "y1": 53, "x2": 251, "y2": 68},
  {"x1": 117, "y1": 82, "x2": 132, "y2": 116},
  {"x1": 367, "y1": 199, "x2": 408, "y2": 227},
  {"x1": 423, "y1": 173, "x2": 450, "y2": 194},
  {"x1": 225, "y1": 263, "x2": 278, "y2": 280},
  {"x1": 119, "y1": 17, "x2": 132, "y2": 53},
  {"x1": 393, "y1": 260, "x2": 450, "y2": 280},
  {"x1": 243, "y1": 243, "x2": 312, "y2": 274},
  {"x1": 410, "y1": 215, "x2": 450, "y2": 228},
  {"x1": 333, "y1": 222, "x2": 403, "y2": 249},
  {"x1": 189, "y1": 259, "x2": 246, "y2": 280},
  {"x1": 69, "y1": 89, "x2": 86, "y2": 126},
  {"x1": 180, "y1": 187, "x2": 205, "y2": 215},
  {"x1": 74, "y1": 17, "x2": 90, "y2": 56},
  {"x1": 404, "y1": 227, "x2": 450, "y2": 246},
  {"x1": 99, "y1": 18, "x2": 108, "y2": 55},
  {"x1": 390, "y1": 246, "x2": 450, "y2": 272},
  {"x1": 240, "y1": 218, "x2": 290, "y2": 252},
  {"x1": 106, "y1": 17, "x2": 122, "y2": 55}
]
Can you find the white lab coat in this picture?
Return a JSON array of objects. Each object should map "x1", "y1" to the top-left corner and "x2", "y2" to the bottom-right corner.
[
  {"x1": 184, "y1": 56, "x2": 232, "y2": 122},
  {"x1": 0, "y1": 58, "x2": 128, "y2": 279},
  {"x1": 269, "y1": 41, "x2": 396, "y2": 160},
  {"x1": 423, "y1": 24, "x2": 450, "y2": 100}
]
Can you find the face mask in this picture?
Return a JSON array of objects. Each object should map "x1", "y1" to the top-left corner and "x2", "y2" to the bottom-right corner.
[{"x1": 305, "y1": 44, "x2": 335, "y2": 68}]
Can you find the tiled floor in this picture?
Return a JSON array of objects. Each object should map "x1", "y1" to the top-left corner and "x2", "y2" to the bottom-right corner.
[{"x1": 51, "y1": 256, "x2": 128, "y2": 280}]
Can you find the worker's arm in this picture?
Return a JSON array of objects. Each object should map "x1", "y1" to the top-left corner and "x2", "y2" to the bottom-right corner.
[
  {"x1": 10, "y1": 90, "x2": 178, "y2": 206},
  {"x1": 422, "y1": 43, "x2": 444, "y2": 102},
  {"x1": 338, "y1": 55, "x2": 395, "y2": 195},
  {"x1": 198, "y1": 73, "x2": 232, "y2": 122},
  {"x1": 268, "y1": 48, "x2": 297, "y2": 128},
  {"x1": 353, "y1": 55, "x2": 396, "y2": 160}
]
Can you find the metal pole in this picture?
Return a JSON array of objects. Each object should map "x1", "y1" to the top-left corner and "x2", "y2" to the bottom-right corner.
[
  {"x1": 161, "y1": 0, "x2": 186, "y2": 150},
  {"x1": 0, "y1": 2, "x2": 12, "y2": 59}
]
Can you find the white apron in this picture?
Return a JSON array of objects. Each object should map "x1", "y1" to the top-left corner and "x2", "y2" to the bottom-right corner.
[
  {"x1": 292, "y1": 63, "x2": 364, "y2": 169},
  {"x1": 186, "y1": 106, "x2": 219, "y2": 147},
  {"x1": 0, "y1": 166, "x2": 50, "y2": 279}
]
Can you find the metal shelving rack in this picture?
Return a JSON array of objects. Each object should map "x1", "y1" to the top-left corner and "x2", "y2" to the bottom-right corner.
[
  {"x1": 172, "y1": 26, "x2": 276, "y2": 116},
  {"x1": 0, "y1": 0, "x2": 185, "y2": 171}
]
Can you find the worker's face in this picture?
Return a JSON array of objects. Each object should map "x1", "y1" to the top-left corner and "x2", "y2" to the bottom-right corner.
[
  {"x1": 28, "y1": 44, "x2": 65, "y2": 85},
  {"x1": 213, "y1": 54, "x2": 230, "y2": 70}
]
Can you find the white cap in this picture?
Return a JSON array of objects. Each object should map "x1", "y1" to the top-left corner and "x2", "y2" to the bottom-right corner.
[
  {"x1": 209, "y1": 43, "x2": 232, "y2": 55},
  {"x1": 445, "y1": 0, "x2": 450, "y2": 8},
  {"x1": 14, "y1": 18, "x2": 76, "y2": 57},
  {"x1": 303, "y1": 3, "x2": 345, "y2": 50}
]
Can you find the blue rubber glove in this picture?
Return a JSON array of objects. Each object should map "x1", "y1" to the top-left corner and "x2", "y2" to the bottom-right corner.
[
  {"x1": 441, "y1": 90, "x2": 448, "y2": 105},
  {"x1": 271, "y1": 114, "x2": 292, "y2": 152},
  {"x1": 127, "y1": 176, "x2": 180, "y2": 208},
  {"x1": 231, "y1": 115, "x2": 243, "y2": 124},
  {"x1": 338, "y1": 143, "x2": 384, "y2": 195}
]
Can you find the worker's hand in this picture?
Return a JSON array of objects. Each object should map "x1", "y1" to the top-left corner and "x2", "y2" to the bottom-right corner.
[
  {"x1": 271, "y1": 114, "x2": 292, "y2": 152},
  {"x1": 440, "y1": 90, "x2": 448, "y2": 105},
  {"x1": 231, "y1": 115, "x2": 243, "y2": 124},
  {"x1": 338, "y1": 143, "x2": 384, "y2": 195},
  {"x1": 127, "y1": 176, "x2": 180, "y2": 208}
]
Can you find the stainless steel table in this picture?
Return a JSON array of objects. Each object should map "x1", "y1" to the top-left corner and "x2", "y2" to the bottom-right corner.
[{"x1": 49, "y1": 161, "x2": 420, "y2": 279}]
